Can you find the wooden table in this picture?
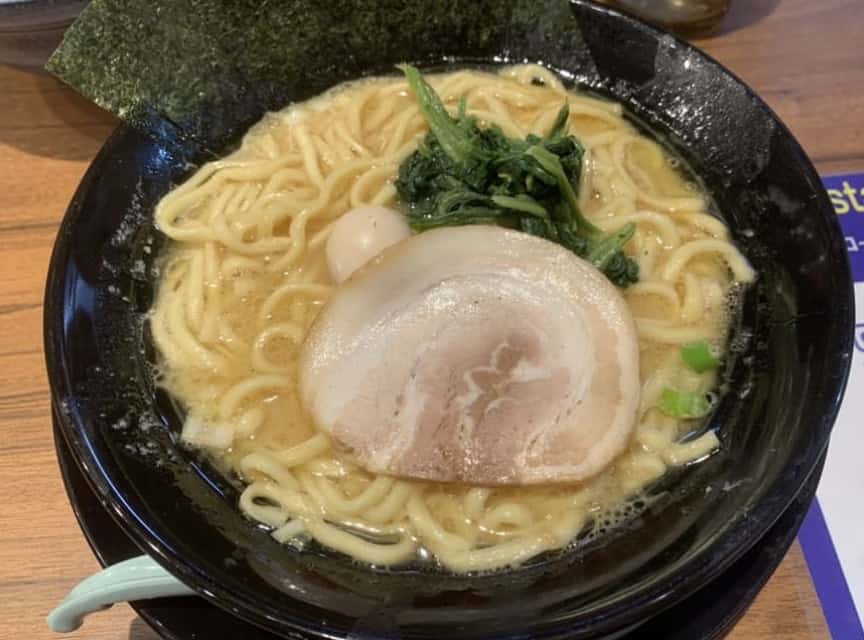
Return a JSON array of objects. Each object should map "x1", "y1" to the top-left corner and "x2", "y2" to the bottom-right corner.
[{"x1": 1, "y1": 1, "x2": 860, "y2": 638}]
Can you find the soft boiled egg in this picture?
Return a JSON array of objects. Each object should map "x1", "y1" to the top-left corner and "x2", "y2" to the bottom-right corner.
[{"x1": 302, "y1": 225, "x2": 641, "y2": 485}]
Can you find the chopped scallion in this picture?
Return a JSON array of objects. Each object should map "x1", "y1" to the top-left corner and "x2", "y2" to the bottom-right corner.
[
  {"x1": 658, "y1": 388, "x2": 714, "y2": 419},
  {"x1": 680, "y1": 341, "x2": 719, "y2": 373}
]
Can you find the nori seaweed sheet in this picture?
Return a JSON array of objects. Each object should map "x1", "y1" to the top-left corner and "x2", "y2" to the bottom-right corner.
[{"x1": 47, "y1": 0, "x2": 594, "y2": 154}]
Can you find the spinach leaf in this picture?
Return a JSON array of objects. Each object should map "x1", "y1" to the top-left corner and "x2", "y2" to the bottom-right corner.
[{"x1": 395, "y1": 64, "x2": 639, "y2": 288}]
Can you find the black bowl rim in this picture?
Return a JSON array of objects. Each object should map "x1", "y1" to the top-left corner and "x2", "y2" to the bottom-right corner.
[
  {"x1": 43, "y1": 2, "x2": 855, "y2": 637},
  {"x1": 51, "y1": 394, "x2": 829, "y2": 640}
]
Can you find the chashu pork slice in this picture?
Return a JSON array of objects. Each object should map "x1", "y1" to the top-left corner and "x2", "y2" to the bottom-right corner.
[{"x1": 300, "y1": 225, "x2": 640, "y2": 485}]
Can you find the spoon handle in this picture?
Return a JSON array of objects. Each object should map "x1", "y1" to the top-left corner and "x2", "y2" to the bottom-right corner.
[{"x1": 47, "y1": 555, "x2": 196, "y2": 633}]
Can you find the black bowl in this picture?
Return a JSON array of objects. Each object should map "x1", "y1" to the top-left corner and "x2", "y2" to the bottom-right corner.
[
  {"x1": 44, "y1": 2, "x2": 853, "y2": 638},
  {"x1": 52, "y1": 398, "x2": 827, "y2": 640}
]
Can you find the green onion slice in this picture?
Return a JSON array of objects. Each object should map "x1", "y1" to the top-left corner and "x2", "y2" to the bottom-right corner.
[
  {"x1": 658, "y1": 388, "x2": 714, "y2": 419},
  {"x1": 680, "y1": 341, "x2": 720, "y2": 373}
]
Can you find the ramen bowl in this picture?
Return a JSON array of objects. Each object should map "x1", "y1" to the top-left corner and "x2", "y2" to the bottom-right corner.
[{"x1": 44, "y1": 1, "x2": 853, "y2": 638}]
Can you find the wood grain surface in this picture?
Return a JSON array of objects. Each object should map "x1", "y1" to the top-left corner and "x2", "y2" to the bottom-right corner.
[{"x1": 1, "y1": 1, "x2": 861, "y2": 638}]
